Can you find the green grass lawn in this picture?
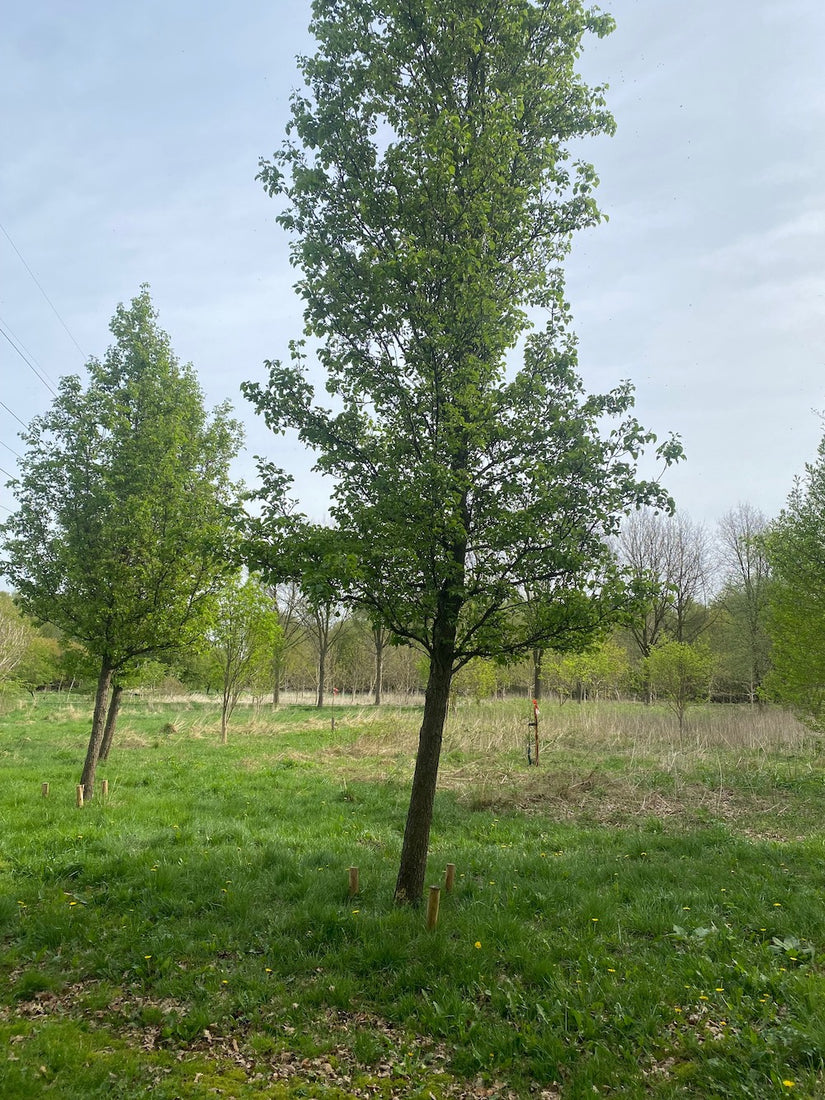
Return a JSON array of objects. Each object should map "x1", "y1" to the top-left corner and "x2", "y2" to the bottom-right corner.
[{"x1": 1, "y1": 693, "x2": 825, "y2": 1097}]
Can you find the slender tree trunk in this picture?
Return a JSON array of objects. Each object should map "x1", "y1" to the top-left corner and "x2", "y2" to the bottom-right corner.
[
  {"x1": 394, "y1": 579, "x2": 462, "y2": 906},
  {"x1": 80, "y1": 660, "x2": 114, "y2": 801},
  {"x1": 317, "y1": 641, "x2": 326, "y2": 708},
  {"x1": 98, "y1": 683, "x2": 123, "y2": 762},
  {"x1": 374, "y1": 625, "x2": 384, "y2": 707},
  {"x1": 394, "y1": 652, "x2": 453, "y2": 905},
  {"x1": 532, "y1": 647, "x2": 543, "y2": 702},
  {"x1": 221, "y1": 680, "x2": 231, "y2": 744}
]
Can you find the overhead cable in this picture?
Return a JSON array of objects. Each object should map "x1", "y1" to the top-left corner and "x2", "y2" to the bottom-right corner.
[
  {"x1": 0, "y1": 219, "x2": 86, "y2": 361},
  {"x1": 0, "y1": 324, "x2": 58, "y2": 397}
]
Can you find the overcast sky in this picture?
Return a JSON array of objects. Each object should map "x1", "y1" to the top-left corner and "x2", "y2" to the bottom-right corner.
[{"x1": 2, "y1": 0, "x2": 824, "y2": 532}]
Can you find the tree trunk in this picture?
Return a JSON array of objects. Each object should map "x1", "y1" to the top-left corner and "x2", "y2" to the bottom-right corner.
[
  {"x1": 374, "y1": 625, "x2": 384, "y2": 707},
  {"x1": 317, "y1": 641, "x2": 326, "y2": 708},
  {"x1": 80, "y1": 660, "x2": 114, "y2": 801},
  {"x1": 98, "y1": 683, "x2": 123, "y2": 762},
  {"x1": 394, "y1": 636, "x2": 455, "y2": 906},
  {"x1": 532, "y1": 647, "x2": 543, "y2": 702}
]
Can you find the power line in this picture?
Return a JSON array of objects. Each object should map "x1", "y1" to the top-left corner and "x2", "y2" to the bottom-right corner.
[
  {"x1": 0, "y1": 312, "x2": 59, "y2": 390},
  {"x1": 0, "y1": 219, "x2": 86, "y2": 361},
  {"x1": 0, "y1": 401, "x2": 27, "y2": 430},
  {"x1": 0, "y1": 462, "x2": 16, "y2": 480},
  {"x1": 0, "y1": 324, "x2": 58, "y2": 398},
  {"x1": 0, "y1": 439, "x2": 21, "y2": 459}
]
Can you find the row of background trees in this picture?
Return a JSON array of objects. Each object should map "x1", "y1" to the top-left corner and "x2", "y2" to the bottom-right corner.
[{"x1": 0, "y1": 496, "x2": 790, "y2": 712}]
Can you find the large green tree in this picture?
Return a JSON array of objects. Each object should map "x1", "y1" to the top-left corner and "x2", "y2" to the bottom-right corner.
[
  {"x1": 246, "y1": 0, "x2": 681, "y2": 903},
  {"x1": 764, "y1": 440, "x2": 825, "y2": 725},
  {"x1": 2, "y1": 288, "x2": 242, "y2": 797}
]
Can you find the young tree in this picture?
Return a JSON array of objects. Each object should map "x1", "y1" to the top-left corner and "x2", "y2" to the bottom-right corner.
[
  {"x1": 212, "y1": 573, "x2": 281, "y2": 741},
  {"x1": 1, "y1": 288, "x2": 242, "y2": 798},
  {"x1": 246, "y1": 0, "x2": 681, "y2": 903},
  {"x1": 647, "y1": 641, "x2": 714, "y2": 739}
]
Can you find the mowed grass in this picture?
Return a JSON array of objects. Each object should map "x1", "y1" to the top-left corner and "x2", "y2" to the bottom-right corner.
[{"x1": 1, "y1": 695, "x2": 825, "y2": 1097}]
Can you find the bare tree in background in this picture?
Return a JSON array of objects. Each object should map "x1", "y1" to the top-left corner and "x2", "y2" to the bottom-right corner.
[
  {"x1": 268, "y1": 582, "x2": 305, "y2": 706},
  {"x1": 619, "y1": 510, "x2": 714, "y2": 697},
  {"x1": 717, "y1": 503, "x2": 771, "y2": 702},
  {"x1": 620, "y1": 511, "x2": 712, "y2": 646}
]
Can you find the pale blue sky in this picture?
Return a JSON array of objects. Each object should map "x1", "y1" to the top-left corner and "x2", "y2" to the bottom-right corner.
[{"x1": 2, "y1": 1, "x2": 824, "y2": 530}]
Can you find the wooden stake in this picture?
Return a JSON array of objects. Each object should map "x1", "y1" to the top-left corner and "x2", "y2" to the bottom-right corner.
[
  {"x1": 76, "y1": 784, "x2": 84, "y2": 808},
  {"x1": 41, "y1": 782, "x2": 49, "y2": 798},
  {"x1": 101, "y1": 779, "x2": 109, "y2": 799},
  {"x1": 348, "y1": 866, "x2": 359, "y2": 896},
  {"x1": 445, "y1": 863, "x2": 456, "y2": 892},
  {"x1": 426, "y1": 885, "x2": 441, "y2": 930}
]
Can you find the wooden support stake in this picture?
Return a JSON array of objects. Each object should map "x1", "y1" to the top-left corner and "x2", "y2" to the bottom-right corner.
[
  {"x1": 41, "y1": 782, "x2": 50, "y2": 798},
  {"x1": 445, "y1": 863, "x2": 456, "y2": 892},
  {"x1": 101, "y1": 779, "x2": 109, "y2": 800},
  {"x1": 426, "y1": 885, "x2": 441, "y2": 930},
  {"x1": 76, "y1": 784, "x2": 84, "y2": 808},
  {"x1": 348, "y1": 866, "x2": 359, "y2": 897}
]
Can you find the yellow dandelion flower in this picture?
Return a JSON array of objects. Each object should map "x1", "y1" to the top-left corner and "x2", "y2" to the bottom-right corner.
[
  {"x1": 474, "y1": 941, "x2": 482, "y2": 949},
  {"x1": 782, "y1": 1082, "x2": 795, "y2": 1089}
]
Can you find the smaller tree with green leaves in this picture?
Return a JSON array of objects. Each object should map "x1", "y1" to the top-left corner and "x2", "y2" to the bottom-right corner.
[
  {"x1": 211, "y1": 574, "x2": 281, "y2": 741},
  {"x1": 647, "y1": 641, "x2": 714, "y2": 738},
  {"x1": 1, "y1": 288, "x2": 242, "y2": 798}
]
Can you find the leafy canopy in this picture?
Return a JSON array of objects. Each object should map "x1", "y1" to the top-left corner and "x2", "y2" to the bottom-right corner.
[
  {"x1": 2, "y1": 287, "x2": 243, "y2": 673},
  {"x1": 244, "y1": 0, "x2": 681, "y2": 672}
]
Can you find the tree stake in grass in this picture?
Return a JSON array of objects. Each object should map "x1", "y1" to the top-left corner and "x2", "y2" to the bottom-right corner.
[
  {"x1": 348, "y1": 866, "x2": 359, "y2": 897},
  {"x1": 426, "y1": 885, "x2": 440, "y2": 930},
  {"x1": 445, "y1": 863, "x2": 456, "y2": 893},
  {"x1": 41, "y1": 782, "x2": 49, "y2": 798},
  {"x1": 76, "y1": 784, "x2": 84, "y2": 808},
  {"x1": 527, "y1": 698, "x2": 540, "y2": 766}
]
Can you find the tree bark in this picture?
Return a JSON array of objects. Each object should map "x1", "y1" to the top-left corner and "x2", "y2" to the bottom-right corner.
[
  {"x1": 394, "y1": 572, "x2": 463, "y2": 906},
  {"x1": 80, "y1": 660, "x2": 114, "y2": 801},
  {"x1": 394, "y1": 650, "x2": 453, "y2": 905},
  {"x1": 373, "y1": 624, "x2": 385, "y2": 707},
  {"x1": 98, "y1": 683, "x2": 123, "y2": 762},
  {"x1": 532, "y1": 647, "x2": 543, "y2": 703},
  {"x1": 317, "y1": 641, "x2": 326, "y2": 708}
]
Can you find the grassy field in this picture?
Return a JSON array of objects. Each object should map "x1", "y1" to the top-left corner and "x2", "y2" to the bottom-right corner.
[{"x1": 1, "y1": 694, "x2": 825, "y2": 1098}]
